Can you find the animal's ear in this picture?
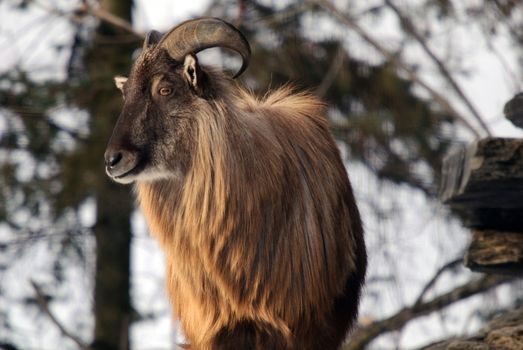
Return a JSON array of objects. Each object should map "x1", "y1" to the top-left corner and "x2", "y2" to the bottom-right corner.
[
  {"x1": 183, "y1": 54, "x2": 204, "y2": 96},
  {"x1": 114, "y1": 76, "x2": 128, "y2": 92}
]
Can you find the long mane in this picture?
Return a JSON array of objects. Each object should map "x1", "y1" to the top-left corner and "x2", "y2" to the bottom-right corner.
[{"x1": 135, "y1": 78, "x2": 362, "y2": 344}]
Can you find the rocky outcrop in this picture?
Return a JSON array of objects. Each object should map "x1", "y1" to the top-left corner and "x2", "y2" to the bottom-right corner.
[
  {"x1": 422, "y1": 307, "x2": 523, "y2": 350},
  {"x1": 440, "y1": 137, "x2": 523, "y2": 274}
]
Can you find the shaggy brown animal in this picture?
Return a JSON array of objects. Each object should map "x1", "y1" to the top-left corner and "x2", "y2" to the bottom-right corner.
[{"x1": 105, "y1": 18, "x2": 366, "y2": 350}]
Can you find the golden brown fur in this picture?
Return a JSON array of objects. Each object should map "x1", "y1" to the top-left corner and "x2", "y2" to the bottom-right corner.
[{"x1": 135, "y1": 76, "x2": 366, "y2": 349}]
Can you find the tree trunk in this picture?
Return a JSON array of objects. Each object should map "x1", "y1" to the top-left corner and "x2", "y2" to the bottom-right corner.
[
  {"x1": 92, "y1": 185, "x2": 133, "y2": 350},
  {"x1": 84, "y1": 1, "x2": 136, "y2": 349}
]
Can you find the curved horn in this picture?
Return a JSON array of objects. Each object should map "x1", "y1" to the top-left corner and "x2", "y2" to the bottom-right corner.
[
  {"x1": 143, "y1": 30, "x2": 163, "y2": 51},
  {"x1": 157, "y1": 17, "x2": 251, "y2": 78}
]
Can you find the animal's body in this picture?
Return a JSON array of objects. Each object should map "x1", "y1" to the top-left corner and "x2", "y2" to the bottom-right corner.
[{"x1": 105, "y1": 18, "x2": 366, "y2": 350}]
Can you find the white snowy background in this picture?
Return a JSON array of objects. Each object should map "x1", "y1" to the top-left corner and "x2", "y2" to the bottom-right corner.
[{"x1": 1, "y1": 0, "x2": 522, "y2": 349}]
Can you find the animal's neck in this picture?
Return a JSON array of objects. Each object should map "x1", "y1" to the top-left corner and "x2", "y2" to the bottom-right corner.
[
  {"x1": 135, "y1": 179, "x2": 182, "y2": 246},
  {"x1": 135, "y1": 100, "x2": 245, "y2": 245}
]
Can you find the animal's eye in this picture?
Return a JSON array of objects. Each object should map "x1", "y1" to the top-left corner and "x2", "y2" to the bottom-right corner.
[{"x1": 159, "y1": 87, "x2": 173, "y2": 96}]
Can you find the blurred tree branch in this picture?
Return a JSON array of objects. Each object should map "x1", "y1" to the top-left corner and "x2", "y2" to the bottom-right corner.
[
  {"x1": 314, "y1": 0, "x2": 483, "y2": 138},
  {"x1": 31, "y1": 280, "x2": 90, "y2": 350},
  {"x1": 414, "y1": 258, "x2": 463, "y2": 306},
  {"x1": 384, "y1": 0, "x2": 491, "y2": 136},
  {"x1": 315, "y1": 44, "x2": 345, "y2": 98},
  {"x1": 250, "y1": 1, "x2": 314, "y2": 26},
  {"x1": 0, "y1": 86, "x2": 85, "y2": 140},
  {"x1": 343, "y1": 274, "x2": 516, "y2": 350},
  {"x1": 85, "y1": 3, "x2": 142, "y2": 38},
  {"x1": 27, "y1": 0, "x2": 143, "y2": 39}
]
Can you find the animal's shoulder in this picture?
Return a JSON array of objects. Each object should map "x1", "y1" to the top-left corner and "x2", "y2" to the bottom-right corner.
[{"x1": 237, "y1": 86, "x2": 328, "y2": 129}]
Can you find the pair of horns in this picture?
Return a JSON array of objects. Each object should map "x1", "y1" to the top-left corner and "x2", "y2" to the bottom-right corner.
[{"x1": 143, "y1": 17, "x2": 251, "y2": 78}]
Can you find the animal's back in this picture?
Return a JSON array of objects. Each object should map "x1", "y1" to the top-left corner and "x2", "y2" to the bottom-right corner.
[{"x1": 248, "y1": 87, "x2": 367, "y2": 349}]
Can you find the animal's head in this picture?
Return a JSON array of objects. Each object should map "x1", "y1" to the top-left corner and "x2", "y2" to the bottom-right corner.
[{"x1": 104, "y1": 17, "x2": 250, "y2": 184}]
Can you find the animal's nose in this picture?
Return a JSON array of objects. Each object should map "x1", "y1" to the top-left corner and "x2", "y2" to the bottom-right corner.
[
  {"x1": 105, "y1": 151, "x2": 123, "y2": 168},
  {"x1": 104, "y1": 148, "x2": 138, "y2": 178}
]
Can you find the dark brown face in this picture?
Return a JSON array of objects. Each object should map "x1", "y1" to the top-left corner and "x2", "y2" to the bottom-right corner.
[{"x1": 104, "y1": 49, "x2": 202, "y2": 184}]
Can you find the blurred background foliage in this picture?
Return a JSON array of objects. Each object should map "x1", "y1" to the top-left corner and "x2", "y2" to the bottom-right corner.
[{"x1": 0, "y1": 0, "x2": 522, "y2": 349}]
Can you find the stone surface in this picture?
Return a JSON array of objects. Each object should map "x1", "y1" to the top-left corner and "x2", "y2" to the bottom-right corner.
[
  {"x1": 465, "y1": 230, "x2": 523, "y2": 274},
  {"x1": 446, "y1": 340, "x2": 488, "y2": 350},
  {"x1": 421, "y1": 307, "x2": 523, "y2": 350},
  {"x1": 437, "y1": 117, "x2": 523, "y2": 348},
  {"x1": 440, "y1": 137, "x2": 523, "y2": 231},
  {"x1": 486, "y1": 325, "x2": 523, "y2": 350},
  {"x1": 504, "y1": 92, "x2": 523, "y2": 129}
]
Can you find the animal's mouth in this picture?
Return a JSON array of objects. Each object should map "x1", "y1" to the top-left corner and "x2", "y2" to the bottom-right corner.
[
  {"x1": 114, "y1": 166, "x2": 138, "y2": 180},
  {"x1": 106, "y1": 158, "x2": 145, "y2": 184}
]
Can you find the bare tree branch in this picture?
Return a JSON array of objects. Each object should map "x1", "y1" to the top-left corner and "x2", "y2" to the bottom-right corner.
[
  {"x1": 315, "y1": 44, "x2": 346, "y2": 98},
  {"x1": 1, "y1": 104, "x2": 85, "y2": 140},
  {"x1": 85, "y1": 5, "x2": 143, "y2": 38},
  {"x1": 342, "y1": 275, "x2": 515, "y2": 350},
  {"x1": 252, "y1": 1, "x2": 315, "y2": 26},
  {"x1": 314, "y1": 0, "x2": 483, "y2": 138},
  {"x1": 30, "y1": 280, "x2": 91, "y2": 350},
  {"x1": 384, "y1": 0, "x2": 491, "y2": 136},
  {"x1": 28, "y1": 0, "x2": 143, "y2": 39},
  {"x1": 28, "y1": 0, "x2": 487, "y2": 140},
  {"x1": 414, "y1": 258, "x2": 463, "y2": 306}
]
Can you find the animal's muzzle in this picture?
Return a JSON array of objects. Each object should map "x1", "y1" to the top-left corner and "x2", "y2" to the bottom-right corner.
[{"x1": 104, "y1": 148, "x2": 139, "y2": 179}]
